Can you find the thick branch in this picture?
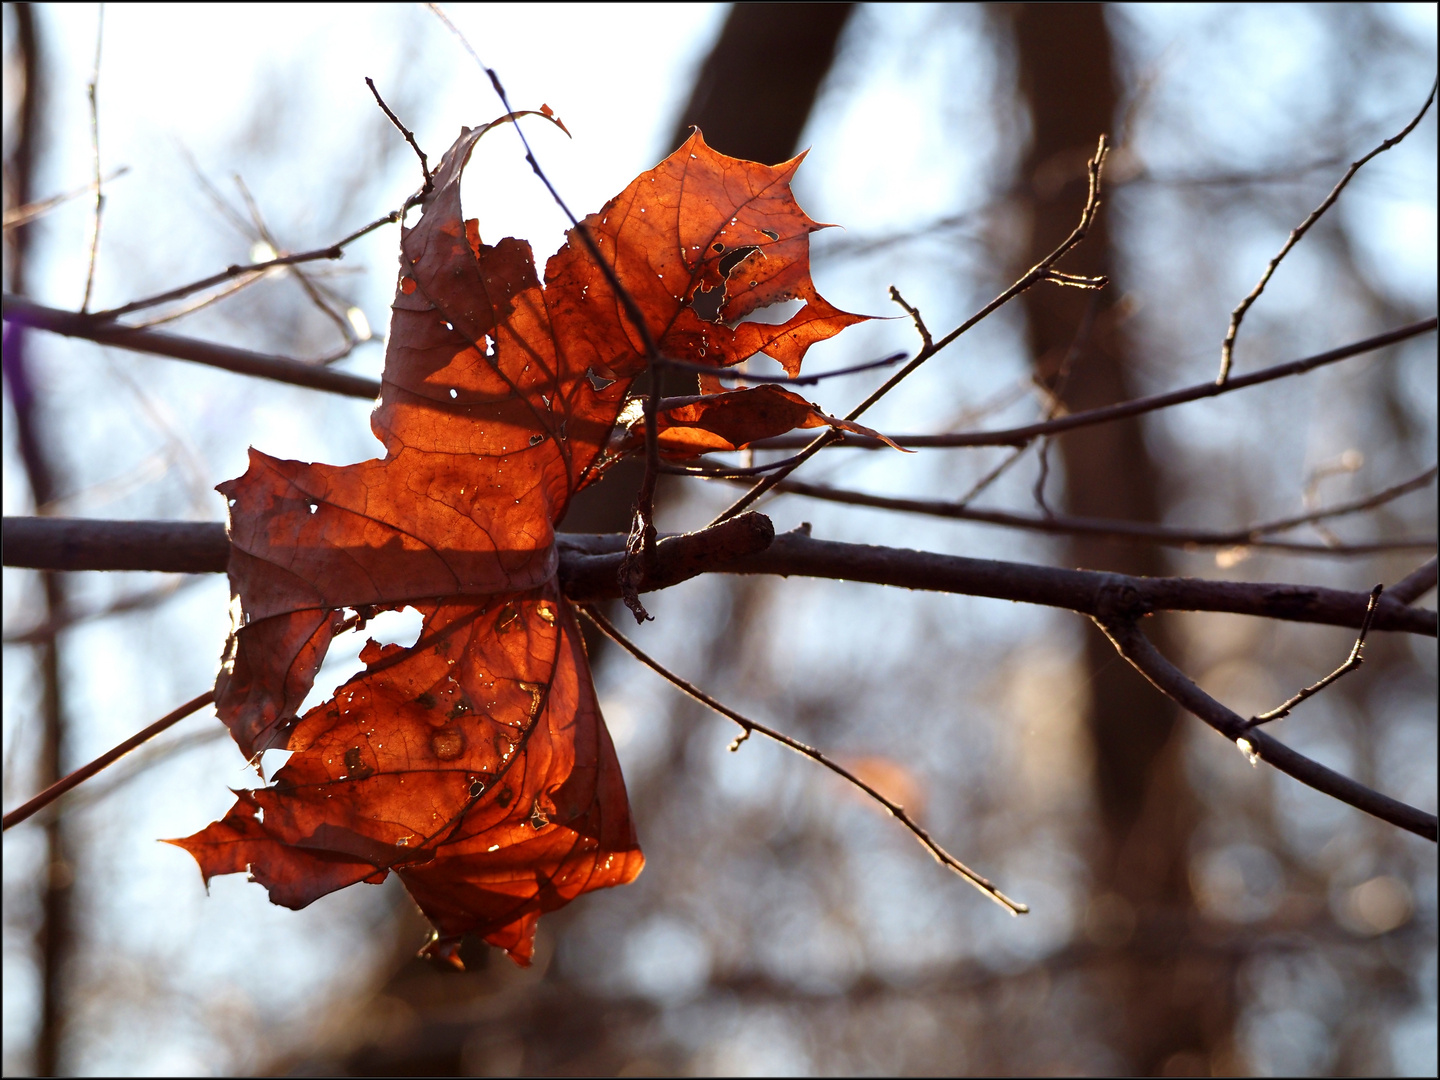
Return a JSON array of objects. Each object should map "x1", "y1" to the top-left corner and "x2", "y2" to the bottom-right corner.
[
  {"x1": 1, "y1": 294, "x2": 381, "y2": 399},
  {"x1": 1097, "y1": 618, "x2": 1437, "y2": 841},
  {"x1": 5, "y1": 517, "x2": 1433, "y2": 636}
]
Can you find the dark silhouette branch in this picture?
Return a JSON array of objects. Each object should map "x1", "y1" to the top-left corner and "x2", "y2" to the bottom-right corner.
[
  {"x1": 711, "y1": 135, "x2": 1111, "y2": 524},
  {"x1": 747, "y1": 318, "x2": 1439, "y2": 450},
  {"x1": 1244, "y1": 585, "x2": 1383, "y2": 728},
  {"x1": 365, "y1": 76, "x2": 431, "y2": 193},
  {"x1": 1389, "y1": 556, "x2": 1438, "y2": 604},
  {"x1": 750, "y1": 466, "x2": 1437, "y2": 556},
  {"x1": 1096, "y1": 617, "x2": 1436, "y2": 841},
  {"x1": 6, "y1": 516, "x2": 1434, "y2": 636},
  {"x1": 1, "y1": 294, "x2": 381, "y2": 398},
  {"x1": 2, "y1": 691, "x2": 215, "y2": 832}
]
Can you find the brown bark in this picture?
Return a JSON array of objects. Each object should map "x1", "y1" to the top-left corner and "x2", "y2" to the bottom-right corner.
[{"x1": 997, "y1": 3, "x2": 1237, "y2": 1072}]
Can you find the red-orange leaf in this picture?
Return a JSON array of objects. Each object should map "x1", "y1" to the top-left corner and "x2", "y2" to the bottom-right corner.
[{"x1": 175, "y1": 122, "x2": 865, "y2": 965}]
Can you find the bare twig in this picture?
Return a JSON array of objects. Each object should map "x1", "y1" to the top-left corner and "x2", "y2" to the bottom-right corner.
[
  {"x1": 80, "y1": 5, "x2": 105, "y2": 312},
  {"x1": 2, "y1": 167, "x2": 129, "y2": 230},
  {"x1": 889, "y1": 286, "x2": 932, "y2": 349},
  {"x1": 2, "y1": 690, "x2": 215, "y2": 831},
  {"x1": 577, "y1": 604, "x2": 1029, "y2": 914},
  {"x1": 1218, "y1": 79, "x2": 1438, "y2": 383},
  {"x1": 365, "y1": 76, "x2": 431, "y2": 193},
  {"x1": 754, "y1": 465, "x2": 1437, "y2": 556},
  {"x1": 661, "y1": 451, "x2": 829, "y2": 479},
  {"x1": 748, "y1": 318, "x2": 1438, "y2": 451},
  {"x1": 1245, "y1": 585, "x2": 1383, "y2": 728},
  {"x1": 18, "y1": 727, "x2": 229, "y2": 830},
  {"x1": 1, "y1": 295, "x2": 381, "y2": 398},
  {"x1": 92, "y1": 208, "x2": 402, "y2": 320},
  {"x1": 231, "y1": 175, "x2": 358, "y2": 346},
  {"x1": 657, "y1": 351, "x2": 906, "y2": 386},
  {"x1": 10, "y1": 517, "x2": 1433, "y2": 637},
  {"x1": 711, "y1": 135, "x2": 1111, "y2": 523},
  {"x1": 1096, "y1": 617, "x2": 1436, "y2": 841},
  {"x1": 1389, "y1": 556, "x2": 1439, "y2": 605}
]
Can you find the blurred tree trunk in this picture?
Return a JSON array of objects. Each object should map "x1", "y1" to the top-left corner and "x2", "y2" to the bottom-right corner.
[
  {"x1": 2, "y1": 7, "x2": 74, "y2": 1077},
  {"x1": 294, "y1": 6, "x2": 858, "y2": 1074},
  {"x1": 993, "y1": 3, "x2": 1237, "y2": 1073}
]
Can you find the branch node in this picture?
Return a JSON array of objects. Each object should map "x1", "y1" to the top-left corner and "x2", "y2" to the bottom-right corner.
[
  {"x1": 888, "y1": 285, "x2": 932, "y2": 349},
  {"x1": 1244, "y1": 584, "x2": 1384, "y2": 728}
]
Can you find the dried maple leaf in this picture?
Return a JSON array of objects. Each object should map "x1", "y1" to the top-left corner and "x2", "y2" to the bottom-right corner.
[{"x1": 171, "y1": 122, "x2": 866, "y2": 966}]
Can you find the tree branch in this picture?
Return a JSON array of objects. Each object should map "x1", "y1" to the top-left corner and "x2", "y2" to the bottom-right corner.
[
  {"x1": 1, "y1": 294, "x2": 380, "y2": 398},
  {"x1": 6, "y1": 517, "x2": 1433, "y2": 636},
  {"x1": 2, "y1": 690, "x2": 215, "y2": 831},
  {"x1": 577, "y1": 604, "x2": 1028, "y2": 915},
  {"x1": 751, "y1": 467, "x2": 1436, "y2": 556},
  {"x1": 1095, "y1": 617, "x2": 1436, "y2": 841},
  {"x1": 1218, "y1": 79, "x2": 1438, "y2": 383},
  {"x1": 746, "y1": 318, "x2": 1439, "y2": 450},
  {"x1": 710, "y1": 135, "x2": 1111, "y2": 523},
  {"x1": 1389, "y1": 556, "x2": 1438, "y2": 604}
]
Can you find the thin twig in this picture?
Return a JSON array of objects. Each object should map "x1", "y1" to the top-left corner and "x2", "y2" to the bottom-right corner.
[
  {"x1": 657, "y1": 351, "x2": 906, "y2": 386},
  {"x1": 661, "y1": 451, "x2": 829, "y2": 479},
  {"x1": 2, "y1": 690, "x2": 215, "y2": 831},
  {"x1": 365, "y1": 76, "x2": 431, "y2": 193},
  {"x1": 231, "y1": 174, "x2": 358, "y2": 346},
  {"x1": 1245, "y1": 585, "x2": 1384, "y2": 728},
  {"x1": 2, "y1": 167, "x2": 129, "y2": 230},
  {"x1": 577, "y1": 604, "x2": 1028, "y2": 914},
  {"x1": 2, "y1": 294, "x2": 381, "y2": 398},
  {"x1": 1218, "y1": 79, "x2": 1438, "y2": 383},
  {"x1": 1096, "y1": 617, "x2": 1436, "y2": 841},
  {"x1": 747, "y1": 318, "x2": 1439, "y2": 451},
  {"x1": 92, "y1": 208, "x2": 402, "y2": 320},
  {"x1": 755, "y1": 465, "x2": 1437, "y2": 555},
  {"x1": 80, "y1": 4, "x2": 105, "y2": 312},
  {"x1": 889, "y1": 286, "x2": 932, "y2": 349},
  {"x1": 711, "y1": 136, "x2": 1111, "y2": 523}
]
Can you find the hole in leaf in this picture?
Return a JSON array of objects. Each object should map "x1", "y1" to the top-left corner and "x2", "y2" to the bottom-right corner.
[
  {"x1": 690, "y1": 285, "x2": 725, "y2": 323},
  {"x1": 761, "y1": 229, "x2": 779, "y2": 241},
  {"x1": 297, "y1": 607, "x2": 425, "y2": 716},
  {"x1": 718, "y1": 245, "x2": 759, "y2": 278}
]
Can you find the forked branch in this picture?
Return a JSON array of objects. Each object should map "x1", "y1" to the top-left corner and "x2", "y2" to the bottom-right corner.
[
  {"x1": 1244, "y1": 585, "x2": 1382, "y2": 728},
  {"x1": 711, "y1": 135, "x2": 1113, "y2": 524},
  {"x1": 1096, "y1": 617, "x2": 1437, "y2": 841}
]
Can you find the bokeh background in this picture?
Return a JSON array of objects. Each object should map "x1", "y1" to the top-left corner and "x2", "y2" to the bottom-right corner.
[{"x1": 3, "y1": 3, "x2": 1435, "y2": 1075}]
